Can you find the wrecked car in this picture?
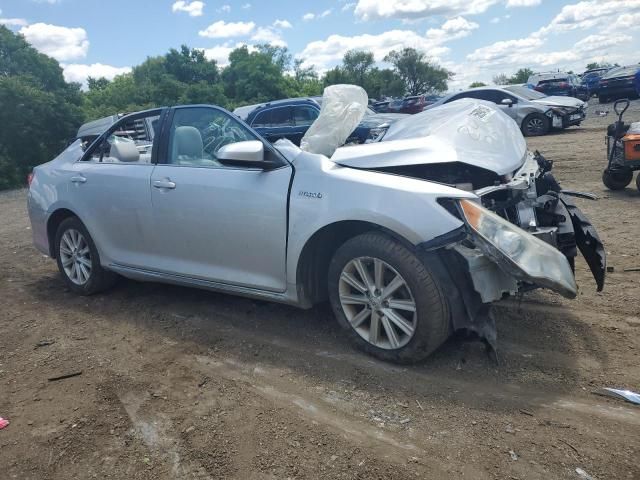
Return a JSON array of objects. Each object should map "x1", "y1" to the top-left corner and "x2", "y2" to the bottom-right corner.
[
  {"x1": 27, "y1": 85, "x2": 605, "y2": 363},
  {"x1": 427, "y1": 86, "x2": 586, "y2": 136}
]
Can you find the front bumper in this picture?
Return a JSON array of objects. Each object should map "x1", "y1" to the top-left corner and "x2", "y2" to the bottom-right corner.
[{"x1": 466, "y1": 152, "x2": 605, "y2": 297}]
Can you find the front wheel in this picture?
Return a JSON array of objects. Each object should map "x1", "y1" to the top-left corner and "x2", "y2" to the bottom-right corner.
[
  {"x1": 521, "y1": 113, "x2": 549, "y2": 137},
  {"x1": 328, "y1": 232, "x2": 451, "y2": 363},
  {"x1": 55, "y1": 217, "x2": 117, "y2": 295},
  {"x1": 602, "y1": 169, "x2": 633, "y2": 190}
]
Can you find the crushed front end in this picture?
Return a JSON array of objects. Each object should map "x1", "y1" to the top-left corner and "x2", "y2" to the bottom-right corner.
[{"x1": 428, "y1": 151, "x2": 606, "y2": 349}]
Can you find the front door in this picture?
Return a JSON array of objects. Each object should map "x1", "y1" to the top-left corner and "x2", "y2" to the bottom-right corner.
[{"x1": 150, "y1": 106, "x2": 292, "y2": 292}]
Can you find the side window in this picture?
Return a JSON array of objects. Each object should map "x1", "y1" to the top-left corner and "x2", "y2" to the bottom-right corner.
[
  {"x1": 167, "y1": 107, "x2": 258, "y2": 168},
  {"x1": 491, "y1": 90, "x2": 516, "y2": 104},
  {"x1": 83, "y1": 112, "x2": 159, "y2": 164},
  {"x1": 293, "y1": 106, "x2": 319, "y2": 126},
  {"x1": 270, "y1": 107, "x2": 293, "y2": 127},
  {"x1": 251, "y1": 109, "x2": 272, "y2": 128}
]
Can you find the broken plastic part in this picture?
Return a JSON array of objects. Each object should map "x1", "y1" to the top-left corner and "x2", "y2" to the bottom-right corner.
[
  {"x1": 300, "y1": 84, "x2": 367, "y2": 157},
  {"x1": 0, "y1": 417, "x2": 9, "y2": 430}
]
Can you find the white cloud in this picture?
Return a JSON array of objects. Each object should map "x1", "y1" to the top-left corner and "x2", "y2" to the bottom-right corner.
[
  {"x1": 19, "y1": 23, "x2": 89, "y2": 61},
  {"x1": 273, "y1": 19, "x2": 292, "y2": 29},
  {"x1": 540, "y1": 0, "x2": 640, "y2": 35},
  {"x1": 426, "y1": 17, "x2": 478, "y2": 43},
  {"x1": 297, "y1": 30, "x2": 450, "y2": 71},
  {"x1": 198, "y1": 20, "x2": 255, "y2": 38},
  {"x1": 353, "y1": 0, "x2": 500, "y2": 21},
  {"x1": 342, "y1": 2, "x2": 356, "y2": 12},
  {"x1": 302, "y1": 13, "x2": 315, "y2": 21},
  {"x1": 198, "y1": 43, "x2": 256, "y2": 67},
  {"x1": 490, "y1": 17, "x2": 501, "y2": 24},
  {"x1": 320, "y1": 9, "x2": 333, "y2": 18},
  {"x1": 62, "y1": 63, "x2": 132, "y2": 88},
  {"x1": 171, "y1": 1, "x2": 205, "y2": 17},
  {"x1": 241, "y1": 3, "x2": 251, "y2": 8},
  {"x1": 217, "y1": 4, "x2": 231, "y2": 13},
  {"x1": 251, "y1": 27, "x2": 287, "y2": 47},
  {"x1": 506, "y1": 0, "x2": 541, "y2": 6}
]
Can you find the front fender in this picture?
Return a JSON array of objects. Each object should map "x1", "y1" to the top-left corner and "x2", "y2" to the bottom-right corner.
[{"x1": 286, "y1": 153, "x2": 474, "y2": 286}]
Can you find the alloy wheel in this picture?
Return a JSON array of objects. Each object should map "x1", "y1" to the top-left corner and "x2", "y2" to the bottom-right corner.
[
  {"x1": 527, "y1": 117, "x2": 545, "y2": 135},
  {"x1": 59, "y1": 229, "x2": 92, "y2": 285},
  {"x1": 338, "y1": 257, "x2": 417, "y2": 350}
]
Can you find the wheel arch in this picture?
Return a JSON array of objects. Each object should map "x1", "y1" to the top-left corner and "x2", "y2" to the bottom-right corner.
[
  {"x1": 294, "y1": 220, "x2": 415, "y2": 307},
  {"x1": 46, "y1": 208, "x2": 81, "y2": 258}
]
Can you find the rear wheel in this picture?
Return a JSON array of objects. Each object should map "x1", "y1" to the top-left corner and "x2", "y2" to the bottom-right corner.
[
  {"x1": 521, "y1": 113, "x2": 549, "y2": 137},
  {"x1": 602, "y1": 169, "x2": 633, "y2": 190},
  {"x1": 328, "y1": 232, "x2": 451, "y2": 363},
  {"x1": 636, "y1": 172, "x2": 640, "y2": 192},
  {"x1": 55, "y1": 217, "x2": 117, "y2": 295}
]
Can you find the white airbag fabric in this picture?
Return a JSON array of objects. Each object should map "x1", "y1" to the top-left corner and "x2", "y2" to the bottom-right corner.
[{"x1": 300, "y1": 84, "x2": 367, "y2": 157}]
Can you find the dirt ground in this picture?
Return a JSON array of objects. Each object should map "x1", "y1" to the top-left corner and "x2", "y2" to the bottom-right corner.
[{"x1": 1, "y1": 100, "x2": 639, "y2": 480}]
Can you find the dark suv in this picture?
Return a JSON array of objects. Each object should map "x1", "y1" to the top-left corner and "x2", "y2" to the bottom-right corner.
[
  {"x1": 529, "y1": 73, "x2": 589, "y2": 100},
  {"x1": 234, "y1": 97, "x2": 406, "y2": 146}
]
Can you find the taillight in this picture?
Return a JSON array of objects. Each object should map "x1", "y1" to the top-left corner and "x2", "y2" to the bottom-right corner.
[
  {"x1": 559, "y1": 82, "x2": 569, "y2": 88},
  {"x1": 534, "y1": 86, "x2": 543, "y2": 92},
  {"x1": 27, "y1": 171, "x2": 34, "y2": 187}
]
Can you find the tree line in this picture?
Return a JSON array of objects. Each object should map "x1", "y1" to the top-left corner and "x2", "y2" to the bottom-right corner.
[{"x1": 0, "y1": 25, "x2": 453, "y2": 189}]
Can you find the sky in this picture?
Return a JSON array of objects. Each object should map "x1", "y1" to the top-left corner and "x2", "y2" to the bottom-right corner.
[{"x1": 1, "y1": 0, "x2": 639, "y2": 91}]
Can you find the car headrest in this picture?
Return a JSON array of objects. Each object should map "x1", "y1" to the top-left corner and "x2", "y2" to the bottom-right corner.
[
  {"x1": 174, "y1": 126, "x2": 203, "y2": 160},
  {"x1": 110, "y1": 139, "x2": 140, "y2": 162}
]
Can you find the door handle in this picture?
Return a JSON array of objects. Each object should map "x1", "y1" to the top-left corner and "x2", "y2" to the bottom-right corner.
[
  {"x1": 153, "y1": 179, "x2": 176, "y2": 189},
  {"x1": 70, "y1": 176, "x2": 86, "y2": 184}
]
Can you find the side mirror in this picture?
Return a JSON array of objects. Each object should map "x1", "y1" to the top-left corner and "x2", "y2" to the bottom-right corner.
[
  {"x1": 501, "y1": 98, "x2": 514, "y2": 107},
  {"x1": 216, "y1": 140, "x2": 280, "y2": 170}
]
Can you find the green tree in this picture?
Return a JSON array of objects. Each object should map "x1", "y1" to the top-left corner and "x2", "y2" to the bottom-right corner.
[
  {"x1": 342, "y1": 50, "x2": 375, "y2": 87},
  {"x1": 222, "y1": 45, "x2": 290, "y2": 105},
  {"x1": 383, "y1": 48, "x2": 452, "y2": 95},
  {"x1": 492, "y1": 73, "x2": 509, "y2": 85},
  {"x1": 0, "y1": 26, "x2": 83, "y2": 190},
  {"x1": 508, "y1": 68, "x2": 533, "y2": 84},
  {"x1": 469, "y1": 81, "x2": 487, "y2": 88}
]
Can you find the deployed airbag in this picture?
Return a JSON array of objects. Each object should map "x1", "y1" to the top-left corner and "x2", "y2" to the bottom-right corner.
[{"x1": 300, "y1": 84, "x2": 367, "y2": 157}]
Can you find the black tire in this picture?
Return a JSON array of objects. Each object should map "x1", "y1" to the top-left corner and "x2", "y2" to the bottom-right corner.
[
  {"x1": 599, "y1": 95, "x2": 608, "y2": 104},
  {"x1": 328, "y1": 232, "x2": 451, "y2": 363},
  {"x1": 54, "y1": 217, "x2": 117, "y2": 295},
  {"x1": 602, "y1": 169, "x2": 633, "y2": 190},
  {"x1": 636, "y1": 172, "x2": 640, "y2": 192},
  {"x1": 521, "y1": 113, "x2": 549, "y2": 137}
]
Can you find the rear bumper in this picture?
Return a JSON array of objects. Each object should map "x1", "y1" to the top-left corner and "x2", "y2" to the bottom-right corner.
[
  {"x1": 601, "y1": 85, "x2": 637, "y2": 97},
  {"x1": 27, "y1": 192, "x2": 50, "y2": 256}
]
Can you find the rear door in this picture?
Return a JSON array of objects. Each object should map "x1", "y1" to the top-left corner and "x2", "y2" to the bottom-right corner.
[
  {"x1": 291, "y1": 105, "x2": 319, "y2": 145},
  {"x1": 149, "y1": 105, "x2": 292, "y2": 292},
  {"x1": 251, "y1": 106, "x2": 293, "y2": 144},
  {"x1": 67, "y1": 109, "x2": 166, "y2": 269}
]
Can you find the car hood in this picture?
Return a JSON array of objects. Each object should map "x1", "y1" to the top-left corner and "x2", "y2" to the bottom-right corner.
[
  {"x1": 331, "y1": 99, "x2": 527, "y2": 176},
  {"x1": 359, "y1": 113, "x2": 408, "y2": 127},
  {"x1": 531, "y1": 96, "x2": 584, "y2": 108}
]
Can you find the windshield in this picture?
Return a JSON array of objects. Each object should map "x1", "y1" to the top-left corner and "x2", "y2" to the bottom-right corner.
[
  {"x1": 603, "y1": 66, "x2": 639, "y2": 79},
  {"x1": 505, "y1": 85, "x2": 546, "y2": 100}
]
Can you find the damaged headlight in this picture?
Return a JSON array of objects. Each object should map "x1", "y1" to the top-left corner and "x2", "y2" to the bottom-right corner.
[{"x1": 459, "y1": 199, "x2": 577, "y2": 298}]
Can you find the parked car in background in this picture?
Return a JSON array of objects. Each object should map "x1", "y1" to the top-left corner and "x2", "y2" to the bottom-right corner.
[
  {"x1": 234, "y1": 97, "x2": 406, "y2": 145},
  {"x1": 401, "y1": 95, "x2": 426, "y2": 114},
  {"x1": 426, "y1": 85, "x2": 586, "y2": 136},
  {"x1": 528, "y1": 72, "x2": 589, "y2": 100},
  {"x1": 581, "y1": 67, "x2": 611, "y2": 97},
  {"x1": 598, "y1": 65, "x2": 640, "y2": 103},
  {"x1": 27, "y1": 97, "x2": 604, "y2": 363}
]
